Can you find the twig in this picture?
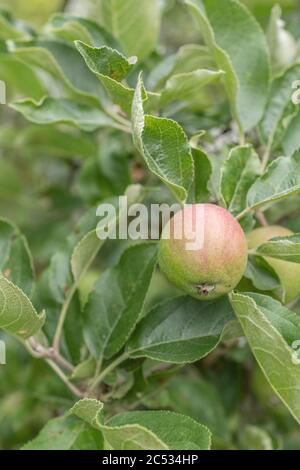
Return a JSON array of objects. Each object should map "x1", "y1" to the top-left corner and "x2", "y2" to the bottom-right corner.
[
  {"x1": 46, "y1": 359, "x2": 84, "y2": 398},
  {"x1": 235, "y1": 206, "x2": 253, "y2": 221},
  {"x1": 112, "y1": 123, "x2": 132, "y2": 134},
  {"x1": 53, "y1": 283, "x2": 79, "y2": 353},
  {"x1": 255, "y1": 210, "x2": 268, "y2": 227},
  {"x1": 105, "y1": 107, "x2": 132, "y2": 134},
  {"x1": 239, "y1": 131, "x2": 245, "y2": 146},
  {"x1": 24, "y1": 339, "x2": 82, "y2": 398},
  {"x1": 261, "y1": 146, "x2": 271, "y2": 171},
  {"x1": 27, "y1": 338, "x2": 74, "y2": 372},
  {"x1": 89, "y1": 352, "x2": 129, "y2": 393},
  {"x1": 105, "y1": 107, "x2": 131, "y2": 128},
  {"x1": 51, "y1": 350, "x2": 75, "y2": 373}
]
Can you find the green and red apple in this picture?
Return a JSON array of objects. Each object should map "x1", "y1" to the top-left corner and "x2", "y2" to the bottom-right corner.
[{"x1": 159, "y1": 204, "x2": 248, "y2": 300}]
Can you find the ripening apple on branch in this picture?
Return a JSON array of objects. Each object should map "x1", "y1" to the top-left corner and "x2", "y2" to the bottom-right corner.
[{"x1": 159, "y1": 204, "x2": 248, "y2": 300}]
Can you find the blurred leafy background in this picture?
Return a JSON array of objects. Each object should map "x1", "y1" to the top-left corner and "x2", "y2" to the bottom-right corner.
[{"x1": 0, "y1": 0, "x2": 300, "y2": 450}]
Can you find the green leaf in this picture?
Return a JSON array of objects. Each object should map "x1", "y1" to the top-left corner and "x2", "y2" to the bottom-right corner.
[
  {"x1": 192, "y1": 146, "x2": 212, "y2": 203},
  {"x1": 163, "y1": 376, "x2": 231, "y2": 445},
  {"x1": 47, "y1": 14, "x2": 120, "y2": 48},
  {"x1": 0, "y1": 218, "x2": 34, "y2": 297},
  {"x1": 75, "y1": 41, "x2": 137, "y2": 114},
  {"x1": 239, "y1": 425, "x2": 275, "y2": 450},
  {"x1": 99, "y1": 0, "x2": 161, "y2": 59},
  {"x1": 127, "y1": 296, "x2": 235, "y2": 363},
  {"x1": 71, "y1": 231, "x2": 104, "y2": 283},
  {"x1": 17, "y1": 126, "x2": 97, "y2": 159},
  {"x1": 5, "y1": 235, "x2": 35, "y2": 298},
  {"x1": 255, "y1": 234, "x2": 300, "y2": 263},
  {"x1": 10, "y1": 39, "x2": 104, "y2": 105},
  {"x1": 221, "y1": 145, "x2": 262, "y2": 216},
  {"x1": 97, "y1": 133, "x2": 131, "y2": 194},
  {"x1": 259, "y1": 64, "x2": 300, "y2": 151},
  {"x1": 47, "y1": 17, "x2": 93, "y2": 45},
  {"x1": 48, "y1": 250, "x2": 72, "y2": 304},
  {"x1": 244, "y1": 256, "x2": 280, "y2": 291},
  {"x1": 147, "y1": 44, "x2": 215, "y2": 91},
  {"x1": 23, "y1": 398, "x2": 211, "y2": 450},
  {"x1": 11, "y1": 97, "x2": 115, "y2": 132},
  {"x1": 0, "y1": 218, "x2": 15, "y2": 268},
  {"x1": 71, "y1": 357, "x2": 96, "y2": 381},
  {"x1": 282, "y1": 108, "x2": 300, "y2": 157},
  {"x1": 22, "y1": 416, "x2": 103, "y2": 450},
  {"x1": 108, "y1": 411, "x2": 211, "y2": 450},
  {"x1": 71, "y1": 399, "x2": 212, "y2": 450},
  {"x1": 0, "y1": 276, "x2": 45, "y2": 339},
  {"x1": 231, "y1": 292, "x2": 300, "y2": 424},
  {"x1": 246, "y1": 149, "x2": 300, "y2": 210},
  {"x1": 71, "y1": 398, "x2": 166, "y2": 450},
  {"x1": 159, "y1": 69, "x2": 224, "y2": 108},
  {"x1": 77, "y1": 146, "x2": 130, "y2": 204},
  {"x1": 0, "y1": 53, "x2": 45, "y2": 100},
  {"x1": 0, "y1": 9, "x2": 32, "y2": 40},
  {"x1": 64, "y1": 293, "x2": 84, "y2": 364},
  {"x1": 71, "y1": 185, "x2": 144, "y2": 283},
  {"x1": 70, "y1": 398, "x2": 104, "y2": 428},
  {"x1": 84, "y1": 243, "x2": 157, "y2": 360},
  {"x1": 186, "y1": 0, "x2": 270, "y2": 132},
  {"x1": 266, "y1": 5, "x2": 297, "y2": 76},
  {"x1": 132, "y1": 74, "x2": 194, "y2": 203},
  {"x1": 76, "y1": 43, "x2": 136, "y2": 81}
]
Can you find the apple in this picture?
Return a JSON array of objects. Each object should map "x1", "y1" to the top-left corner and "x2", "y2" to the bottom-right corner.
[{"x1": 158, "y1": 204, "x2": 248, "y2": 300}]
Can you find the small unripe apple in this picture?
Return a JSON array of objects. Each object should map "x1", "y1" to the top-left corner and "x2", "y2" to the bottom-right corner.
[
  {"x1": 248, "y1": 225, "x2": 300, "y2": 303},
  {"x1": 158, "y1": 204, "x2": 248, "y2": 300}
]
